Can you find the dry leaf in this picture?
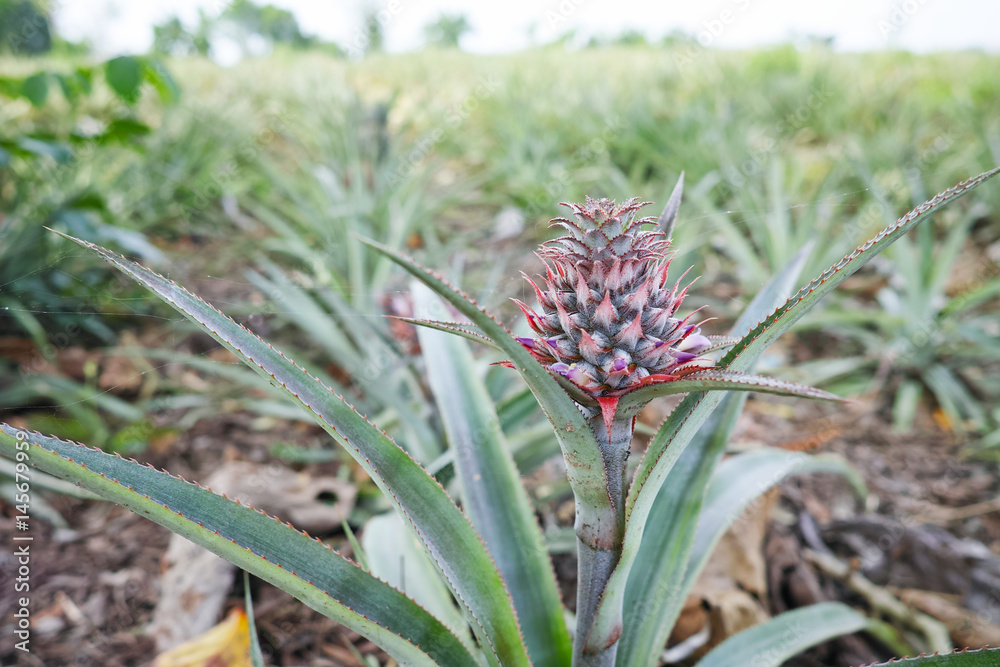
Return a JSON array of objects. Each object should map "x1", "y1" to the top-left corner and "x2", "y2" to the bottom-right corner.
[{"x1": 152, "y1": 608, "x2": 252, "y2": 667}]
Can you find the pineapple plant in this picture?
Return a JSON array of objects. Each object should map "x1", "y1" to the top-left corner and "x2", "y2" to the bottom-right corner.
[
  {"x1": 2, "y1": 167, "x2": 999, "y2": 667},
  {"x1": 503, "y1": 192, "x2": 845, "y2": 662}
]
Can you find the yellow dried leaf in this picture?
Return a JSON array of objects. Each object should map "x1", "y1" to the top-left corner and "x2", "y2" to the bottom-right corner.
[
  {"x1": 932, "y1": 408, "x2": 954, "y2": 432},
  {"x1": 152, "y1": 608, "x2": 253, "y2": 667}
]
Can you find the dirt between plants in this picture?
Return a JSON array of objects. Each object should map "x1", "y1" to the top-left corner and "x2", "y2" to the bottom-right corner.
[{"x1": 733, "y1": 397, "x2": 1000, "y2": 666}]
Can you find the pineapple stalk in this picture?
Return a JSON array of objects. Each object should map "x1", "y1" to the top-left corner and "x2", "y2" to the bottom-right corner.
[{"x1": 573, "y1": 413, "x2": 632, "y2": 666}]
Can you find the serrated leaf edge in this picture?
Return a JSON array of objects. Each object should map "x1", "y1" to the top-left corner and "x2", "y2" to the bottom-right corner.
[{"x1": 2, "y1": 425, "x2": 477, "y2": 665}]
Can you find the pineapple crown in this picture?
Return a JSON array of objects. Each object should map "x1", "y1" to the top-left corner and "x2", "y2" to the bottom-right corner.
[{"x1": 542, "y1": 196, "x2": 668, "y2": 264}]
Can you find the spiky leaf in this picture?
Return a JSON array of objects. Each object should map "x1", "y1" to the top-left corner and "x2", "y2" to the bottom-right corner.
[
  {"x1": 52, "y1": 232, "x2": 529, "y2": 667},
  {"x1": 859, "y1": 649, "x2": 1000, "y2": 666},
  {"x1": 685, "y1": 449, "x2": 864, "y2": 595},
  {"x1": 362, "y1": 511, "x2": 472, "y2": 645},
  {"x1": 615, "y1": 370, "x2": 843, "y2": 415},
  {"x1": 0, "y1": 425, "x2": 477, "y2": 667},
  {"x1": 395, "y1": 316, "x2": 499, "y2": 350},
  {"x1": 657, "y1": 171, "x2": 685, "y2": 240}
]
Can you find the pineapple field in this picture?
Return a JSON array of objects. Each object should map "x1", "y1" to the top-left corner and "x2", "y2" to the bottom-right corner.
[{"x1": 3, "y1": 41, "x2": 1000, "y2": 666}]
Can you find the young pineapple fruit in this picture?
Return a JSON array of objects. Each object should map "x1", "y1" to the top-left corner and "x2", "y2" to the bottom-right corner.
[{"x1": 514, "y1": 197, "x2": 713, "y2": 408}]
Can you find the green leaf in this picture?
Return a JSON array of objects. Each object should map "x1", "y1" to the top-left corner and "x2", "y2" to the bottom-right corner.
[
  {"x1": 927, "y1": 213, "x2": 976, "y2": 311},
  {"x1": 105, "y1": 56, "x2": 144, "y2": 101},
  {"x1": 945, "y1": 275, "x2": 1000, "y2": 315},
  {"x1": 861, "y1": 649, "x2": 1000, "y2": 666},
  {"x1": 362, "y1": 511, "x2": 473, "y2": 649},
  {"x1": 615, "y1": 370, "x2": 843, "y2": 415},
  {"x1": 924, "y1": 364, "x2": 984, "y2": 431},
  {"x1": 596, "y1": 242, "x2": 816, "y2": 661},
  {"x1": 54, "y1": 232, "x2": 529, "y2": 667},
  {"x1": 341, "y1": 520, "x2": 368, "y2": 570},
  {"x1": 694, "y1": 602, "x2": 872, "y2": 667},
  {"x1": 684, "y1": 449, "x2": 864, "y2": 595},
  {"x1": 0, "y1": 75, "x2": 21, "y2": 98},
  {"x1": 509, "y1": 423, "x2": 561, "y2": 473},
  {"x1": 245, "y1": 261, "x2": 440, "y2": 463},
  {"x1": 362, "y1": 238, "x2": 614, "y2": 541},
  {"x1": 96, "y1": 118, "x2": 152, "y2": 145},
  {"x1": 55, "y1": 71, "x2": 88, "y2": 105},
  {"x1": 498, "y1": 386, "x2": 542, "y2": 432},
  {"x1": 703, "y1": 335, "x2": 739, "y2": 354},
  {"x1": 395, "y1": 316, "x2": 499, "y2": 350},
  {"x1": 15, "y1": 137, "x2": 72, "y2": 162},
  {"x1": 74, "y1": 65, "x2": 94, "y2": 94},
  {"x1": 614, "y1": 394, "x2": 745, "y2": 665},
  {"x1": 657, "y1": 171, "x2": 684, "y2": 240},
  {"x1": 415, "y1": 283, "x2": 572, "y2": 667},
  {"x1": 21, "y1": 72, "x2": 50, "y2": 106},
  {"x1": 425, "y1": 421, "x2": 563, "y2": 485},
  {"x1": 0, "y1": 425, "x2": 476, "y2": 667},
  {"x1": 244, "y1": 572, "x2": 265, "y2": 667},
  {"x1": 0, "y1": 457, "x2": 100, "y2": 500},
  {"x1": 143, "y1": 58, "x2": 179, "y2": 103},
  {"x1": 893, "y1": 379, "x2": 923, "y2": 432}
]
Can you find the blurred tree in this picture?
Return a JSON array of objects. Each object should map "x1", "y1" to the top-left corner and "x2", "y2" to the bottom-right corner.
[
  {"x1": 220, "y1": 0, "x2": 313, "y2": 48},
  {"x1": 152, "y1": 1, "x2": 324, "y2": 59},
  {"x1": 661, "y1": 29, "x2": 697, "y2": 47},
  {"x1": 152, "y1": 14, "x2": 211, "y2": 56},
  {"x1": 424, "y1": 13, "x2": 471, "y2": 49},
  {"x1": 614, "y1": 29, "x2": 648, "y2": 46},
  {"x1": 587, "y1": 29, "x2": 648, "y2": 48},
  {"x1": 152, "y1": 17, "x2": 186, "y2": 53},
  {"x1": 360, "y1": 8, "x2": 385, "y2": 55},
  {"x1": 0, "y1": 0, "x2": 51, "y2": 54}
]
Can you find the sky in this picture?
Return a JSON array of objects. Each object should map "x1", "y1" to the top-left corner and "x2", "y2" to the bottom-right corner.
[{"x1": 52, "y1": 0, "x2": 1000, "y2": 59}]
